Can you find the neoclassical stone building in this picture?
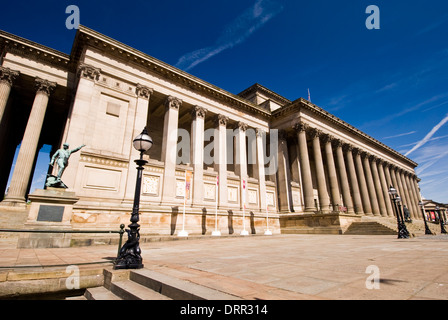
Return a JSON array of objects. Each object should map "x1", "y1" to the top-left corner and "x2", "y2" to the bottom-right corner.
[{"x1": 0, "y1": 26, "x2": 424, "y2": 235}]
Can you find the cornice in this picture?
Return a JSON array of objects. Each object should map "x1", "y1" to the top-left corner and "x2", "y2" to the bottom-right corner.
[
  {"x1": 279, "y1": 98, "x2": 418, "y2": 168},
  {"x1": 0, "y1": 29, "x2": 70, "y2": 69},
  {"x1": 238, "y1": 83, "x2": 292, "y2": 106},
  {"x1": 71, "y1": 26, "x2": 271, "y2": 119}
]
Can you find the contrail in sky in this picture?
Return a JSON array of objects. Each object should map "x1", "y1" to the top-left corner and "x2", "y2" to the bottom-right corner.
[
  {"x1": 405, "y1": 113, "x2": 448, "y2": 156},
  {"x1": 175, "y1": 0, "x2": 283, "y2": 71}
]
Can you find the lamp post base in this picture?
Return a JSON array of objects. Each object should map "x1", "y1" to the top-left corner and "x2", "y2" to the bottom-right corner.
[
  {"x1": 397, "y1": 222, "x2": 410, "y2": 239},
  {"x1": 114, "y1": 259, "x2": 144, "y2": 270}
]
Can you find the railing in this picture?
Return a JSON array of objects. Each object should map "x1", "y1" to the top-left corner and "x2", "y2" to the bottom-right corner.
[{"x1": 0, "y1": 224, "x2": 126, "y2": 257}]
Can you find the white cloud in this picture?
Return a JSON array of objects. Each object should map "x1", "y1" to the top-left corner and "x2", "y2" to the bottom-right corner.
[{"x1": 175, "y1": 0, "x2": 283, "y2": 71}]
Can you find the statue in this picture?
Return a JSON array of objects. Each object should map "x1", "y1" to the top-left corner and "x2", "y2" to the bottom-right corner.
[
  {"x1": 403, "y1": 205, "x2": 412, "y2": 223},
  {"x1": 46, "y1": 143, "x2": 85, "y2": 188}
]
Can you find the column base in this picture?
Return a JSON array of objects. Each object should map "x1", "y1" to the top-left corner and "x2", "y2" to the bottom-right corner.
[{"x1": 0, "y1": 197, "x2": 27, "y2": 208}]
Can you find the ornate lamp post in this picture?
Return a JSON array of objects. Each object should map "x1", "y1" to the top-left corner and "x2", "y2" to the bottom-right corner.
[
  {"x1": 436, "y1": 205, "x2": 447, "y2": 234},
  {"x1": 418, "y1": 201, "x2": 433, "y2": 235},
  {"x1": 114, "y1": 128, "x2": 153, "y2": 269},
  {"x1": 388, "y1": 186, "x2": 410, "y2": 239}
]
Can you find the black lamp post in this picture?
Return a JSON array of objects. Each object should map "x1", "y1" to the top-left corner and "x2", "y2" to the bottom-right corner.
[
  {"x1": 114, "y1": 128, "x2": 153, "y2": 270},
  {"x1": 436, "y1": 205, "x2": 447, "y2": 234},
  {"x1": 418, "y1": 201, "x2": 433, "y2": 235},
  {"x1": 389, "y1": 186, "x2": 410, "y2": 239}
]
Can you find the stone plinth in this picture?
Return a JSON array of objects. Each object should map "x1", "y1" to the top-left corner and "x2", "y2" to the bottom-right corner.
[{"x1": 18, "y1": 188, "x2": 79, "y2": 248}]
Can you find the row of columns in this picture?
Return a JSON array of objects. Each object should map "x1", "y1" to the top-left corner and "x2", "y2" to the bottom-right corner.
[
  {"x1": 289, "y1": 121, "x2": 422, "y2": 219},
  {"x1": 0, "y1": 65, "x2": 57, "y2": 206},
  {"x1": 0, "y1": 62, "x2": 269, "y2": 212},
  {"x1": 160, "y1": 95, "x2": 268, "y2": 211}
]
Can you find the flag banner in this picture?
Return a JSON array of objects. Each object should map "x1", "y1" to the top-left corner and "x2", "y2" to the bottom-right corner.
[
  {"x1": 242, "y1": 179, "x2": 246, "y2": 206},
  {"x1": 185, "y1": 170, "x2": 192, "y2": 200}
]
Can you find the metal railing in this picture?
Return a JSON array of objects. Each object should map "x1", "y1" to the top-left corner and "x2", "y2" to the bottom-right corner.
[{"x1": 0, "y1": 224, "x2": 125, "y2": 257}]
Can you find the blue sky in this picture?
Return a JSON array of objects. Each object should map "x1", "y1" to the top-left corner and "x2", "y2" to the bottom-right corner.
[{"x1": 2, "y1": 0, "x2": 448, "y2": 202}]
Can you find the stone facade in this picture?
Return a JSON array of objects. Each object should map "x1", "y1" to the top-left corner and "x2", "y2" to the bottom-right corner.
[{"x1": 0, "y1": 26, "x2": 424, "y2": 235}]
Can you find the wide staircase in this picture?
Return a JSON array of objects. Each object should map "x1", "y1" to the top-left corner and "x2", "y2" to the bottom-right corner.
[
  {"x1": 343, "y1": 221, "x2": 396, "y2": 235},
  {"x1": 70, "y1": 268, "x2": 241, "y2": 300},
  {"x1": 344, "y1": 217, "x2": 442, "y2": 236}
]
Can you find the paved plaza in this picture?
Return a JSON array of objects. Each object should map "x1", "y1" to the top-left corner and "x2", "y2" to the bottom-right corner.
[{"x1": 1, "y1": 234, "x2": 448, "y2": 300}]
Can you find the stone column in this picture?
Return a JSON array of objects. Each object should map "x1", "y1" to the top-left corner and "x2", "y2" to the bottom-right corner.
[
  {"x1": 370, "y1": 156, "x2": 387, "y2": 217},
  {"x1": 362, "y1": 152, "x2": 380, "y2": 216},
  {"x1": 378, "y1": 160, "x2": 394, "y2": 217},
  {"x1": 411, "y1": 175, "x2": 424, "y2": 219},
  {"x1": 235, "y1": 122, "x2": 248, "y2": 210},
  {"x1": 255, "y1": 128, "x2": 267, "y2": 212},
  {"x1": 0, "y1": 67, "x2": 20, "y2": 124},
  {"x1": 344, "y1": 145, "x2": 364, "y2": 214},
  {"x1": 214, "y1": 115, "x2": 228, "y2": 208},
  {"x1": 161, "y1": 96, "x2": 181, "y2": 204},
  {"x1": 322, "y1": 134, "x2": 340, "y2": 212},
  {"x1": 295, "y1": 122, "x2": 314, "y2": 213},
  {"x1": 354, "y1": 149, "x2": 372, "y2": 215},
  {"x1": 334, "y1": 139, "x2": 354, "y2": 214},
  {"x1": 276, "y1": 130, "x2": 293, "y2": 213},
  {"x1": 2, "y1": 78, "x2": 56, "y2": 206},
  {"x1": 310, "y1": 129, "x2": 330, "y2": 213},
  {"x1": 190, "y1": 106, "x2": 207, "y2": 206},
  {"x1": 405, "y1": 173, "x2": 419, "y2": 219},
  {"x1": 403, "y1": 171, "x2": 417, "y2": 219},
  {"x1": 397, "y1": 169, "x2": 411, "y2": 218}
]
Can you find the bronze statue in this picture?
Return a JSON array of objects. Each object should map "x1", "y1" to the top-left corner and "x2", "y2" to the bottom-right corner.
[{"x1": 46, "y1": 143, "x2": 85, "y2": 188}]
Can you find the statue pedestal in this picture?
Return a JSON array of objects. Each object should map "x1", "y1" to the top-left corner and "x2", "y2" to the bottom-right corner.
[{"x1": 18, "y1": 188, "x2": 79, "y2": 248}]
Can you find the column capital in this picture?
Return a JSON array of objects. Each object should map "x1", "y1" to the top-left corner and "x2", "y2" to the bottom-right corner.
[
  {"x1": 35, "y1": 78, "x2": 56, "y2": 96},
  {"x1": 331, "y1": 138, "x2": 344, "y2": 149},
  {"x1": 235, "y1": 121, "x2": 248, "y2": 132},
  {"x1": 0, "y1": 66, "x2": 20, "y2": 86},
  {"x1": 191, "y1": 105, "x2": 207, "y2": 119},
  {"x1": 321, "y1": 133, "x2": 335, "y2": 144},
  {"x1": 135, "y1": 84, "x2": 153, "y2": 99},
  {"x1": 293, "y1": 121, "x2": 309, "y2": 133},
  {"x1": 369, "y1": 155, "x2": 378, "y2": 163},
  {"x1": 308, "y1": 128, "x2": 323, "y2": 139},
  {"x1": 215, "y1": 114, "x2": 229, "y2": 127},
  {"x1": 343, "y1": 144, "x2": 354, "y2": 153},
  {"x1": 256, "y1": 128, "x2": 267, "y2": 137},
  {"x1": 352, "y1": 148, "x2": 363, "y2": 156},
  {"x1": 77, "y1": 63, "x2": 101, "y2": 81},
  {"x1": 360, "y1": 151, "x2": 370, "y2": 160},
  {"x1": 164, "y1": 95, "x2": 182, "y2": 110}
]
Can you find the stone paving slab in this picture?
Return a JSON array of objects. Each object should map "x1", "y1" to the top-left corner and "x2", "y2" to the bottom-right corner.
[{"x1": 0, "y1": 234, "x2": 447, "y2": 300}]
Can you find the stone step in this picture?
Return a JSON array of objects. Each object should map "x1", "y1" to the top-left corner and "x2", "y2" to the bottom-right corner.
[
  {"x1": 130, "y1": 269, "x2": 241, "y2": 300},
  {"x1": 84, "y1": 268, "x2": 242, "y2": 300},
  {"x1": 344, "y1": 222, "x2": 396, "y2": 235},
  {"x1": 110, "y1": 279, "x2": 172, "y2": 300},
  {"x1": 84, "y1": 286, "x2": 122, "y2": 300}
]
